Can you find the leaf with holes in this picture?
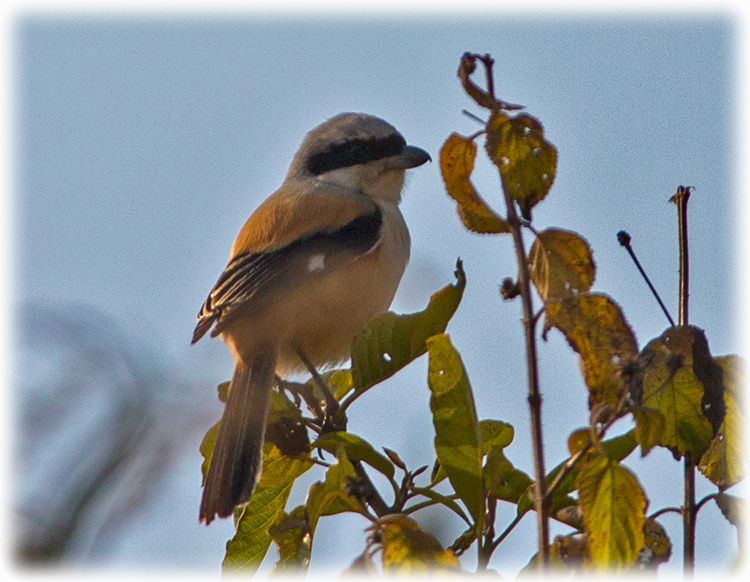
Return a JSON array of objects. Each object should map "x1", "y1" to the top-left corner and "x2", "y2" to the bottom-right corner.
[
  {"x1": 485, "y1": 112, "x2": 557, "y2": 220},
  {"x1": 350, "y1": 260, "x2": 465, "y2": 394},
  {"x1": 529, "y1": 228, "x2": 595, "y2": 302},
  {"x1": 638, "y1": 326, "x2": 723, "y2": 459},
  {"x1": 544, "y1": 293, "x2": 638, "y2": 408},
  {"x1": 638, "y1": 518, "x2": 672, "y2": 570},
  {"x1": 440, "y1": 133, "x2": 510, "y2": 234},
  {"x1": 427, "y1": 333, "x2": 484, "y2": 526}
]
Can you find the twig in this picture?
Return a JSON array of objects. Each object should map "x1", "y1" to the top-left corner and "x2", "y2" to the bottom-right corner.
[
  {"x1": 670, "y1": 186, "x2": 691, "y2": 325},
  {"x1": 695, "y1": 493, "x2": 720, "y2": 516},
  {"x1": 490, "y1": 513, "x2": 524, "y2": 553},
  {"x1": 617, "y1": 231, "x2": 675, "y2": 327},
  {"x1": 477, "y1": 497, "x2": 497, "y2": 571},
  {"x1": 670, "y1": 185, "x2": 694, "y2": 575},
  {"x1": 649, "y1": 507, "x2": 684, "y2": 520},
  {"x1": 295, "y1": 347, "x2": 345, "y2": 431},
  {"x1": 462, "y1": 109, "x2": 486, "y2": 125}
]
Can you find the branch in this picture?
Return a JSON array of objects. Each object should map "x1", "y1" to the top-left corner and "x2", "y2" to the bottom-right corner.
[{"x1": 502, "y1": 179, "x2": 549, "y2": 569}]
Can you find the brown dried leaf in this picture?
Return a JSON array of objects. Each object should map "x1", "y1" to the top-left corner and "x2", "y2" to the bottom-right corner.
[
  {"x1": 544, "y1": 293, "x2": 638, "y2": 408},
  {"x1": 440, "y1": 133, "x2": 510, "y2": 234},
  {"x1": 529, "y1": 228, "x2": 596, "y2": 302}
]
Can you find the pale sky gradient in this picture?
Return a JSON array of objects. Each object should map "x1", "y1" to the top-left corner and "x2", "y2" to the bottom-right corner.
[{"x1": 7, "y1": 4, "x2": 747, "y2": 577}]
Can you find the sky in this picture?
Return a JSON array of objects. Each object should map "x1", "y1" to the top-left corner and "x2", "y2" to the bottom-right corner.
[{"x1": 4, "y1": 1, "x2": 748, "y2": 578}]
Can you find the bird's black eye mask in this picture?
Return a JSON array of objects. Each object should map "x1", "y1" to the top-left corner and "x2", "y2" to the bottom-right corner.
[{"x1": 306, "y1": 133, "x2": 406, "y2": 175}]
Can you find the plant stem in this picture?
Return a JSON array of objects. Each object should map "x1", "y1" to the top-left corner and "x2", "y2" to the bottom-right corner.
[
  {"x1": 503, "y1": 193, "x2": 549, "y2": 569},
  {"x1": 670, "y1": 186, "x2": 691, "y2": 326},
  {"x1": 477, "y1": 497, "x2": 497, "y2": 571},
  {"x1": 670, "y1": 185, "x2": 694, "y2": 575},
  {"x1": 491, "y1": 513, "x2": 524, "y2": 553}
]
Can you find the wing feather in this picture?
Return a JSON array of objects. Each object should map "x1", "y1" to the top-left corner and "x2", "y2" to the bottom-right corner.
[{"x1": 191, "y1": 204, "x2": 383, "y2": 344}]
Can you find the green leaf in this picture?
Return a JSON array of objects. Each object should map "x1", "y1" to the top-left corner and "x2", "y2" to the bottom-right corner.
[
  {"x1": 426, "y1": 334, "x2": 484, "y2": 526},
  {"x1": 544, "y1": 293, "x2": 638, "y2": 408},
  {"x1": 350, "y1": 260, "x2": 466, "y2": 394},
  {"x1": 199, "y1": 420, "x2": 220, "y2": 486},
  {"x1": 578, "y1": 457, "x2": 646, "y2": 572},
  {"x1": 383, "y1": 447, "x2": 407, "y2": 471},
  {"x1": 484, "y1": 449, "x2": 534, "y2": 504},
  {"x1": 485, "y1": 112, "x2": 557, "y2": 220},
  {"x1": 632, "y1": 407, "x2": 666, "y2": 456},
  {"x1": 479, "y1": 419, "x2": 514, "y2": 453},
  {"x1": 440, "y1": 133, "x2": 511, "y2": 234},
  {"x1": 603, "y1": 430, "x2": 639, "y2": 461},
  {"x1": 305, "y1": 446, "x2": 369, "y2": 536},
  {"x1": 312, "y1": 432, "x2": 395, "y2": 480},
  {"x1": 638, "y1": 326, "x2": 719, "y2": 459},
  {"x1": 223, "y1": 444, "x2": 314, "y2": 573},
  {"x1": 699, "y1": 355, "x2": 746, "y2": 488},
  {"x1": 269, "y1": 505, "x2": 311, "y2": 573},
  {"x1": 528, "y1": 228, "x2": 596, "y2": 302},
  {"x1": 476, "y1": 419, "x2": 531, "y2": 504},
  {"x1": 371, "y1": 515, "x2": 461, "y2": 573}
]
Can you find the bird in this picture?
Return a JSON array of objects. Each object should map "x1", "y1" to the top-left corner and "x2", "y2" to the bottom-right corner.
[{"x1": 192, "y1": 113, "x2": 430, "y2": 524}]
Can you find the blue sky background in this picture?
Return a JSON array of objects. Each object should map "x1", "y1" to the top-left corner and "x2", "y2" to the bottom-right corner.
[{"x1": 9, "y1": 7, "x2": 745, "y2": 577}]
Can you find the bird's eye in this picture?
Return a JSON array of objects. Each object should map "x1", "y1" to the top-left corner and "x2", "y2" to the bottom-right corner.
[{"x1": 349, "y1": 144, "x2": 366, "y2": 161}]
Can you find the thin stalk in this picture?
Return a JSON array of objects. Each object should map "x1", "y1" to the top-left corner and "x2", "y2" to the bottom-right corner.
[
  {"x1": 617, "y1": 231, "x2": 675, "y2": 326},
  {"x1": 477, "y1": 497, "x2": 497, "y2": 571},
  {"x1": 670, "y1": 185, "x2": 694, "y2": 575},
  {"x1": 503, "y1": 190, "x2": 549, "y2": 569}
]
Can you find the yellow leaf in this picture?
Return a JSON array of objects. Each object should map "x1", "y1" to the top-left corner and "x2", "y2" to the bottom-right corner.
[
  {"x1": 699, "y1": 355, "x2": 746, "y2": 487},
  {"x1": 485, "y1": 112, "x2": 557, "y2": 220},
  {"x1": 529, "y1": 228, "x2": 595, "y2": 302},
  {"x1": 544, "y1": 293, "x2": 638, "y2": 407},
  {"x1": 369, "y1": 515, "x2": 461, "y2": 573},
  {"x1": 579, "y1": 457, "x2": 646, "y2": 572},
  {"x1": 440, "y1": 133, "x2": 510, "y2": 234}
]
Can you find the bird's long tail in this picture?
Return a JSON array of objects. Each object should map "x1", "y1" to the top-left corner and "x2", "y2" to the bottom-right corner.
[{"x1": 199, "y1": 352, "x2": 276, "y2": 524}]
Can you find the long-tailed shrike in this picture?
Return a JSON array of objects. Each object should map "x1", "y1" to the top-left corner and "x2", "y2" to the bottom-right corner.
[{"x1": 192, "y1": 113, "x2": 430, "y2": 524}]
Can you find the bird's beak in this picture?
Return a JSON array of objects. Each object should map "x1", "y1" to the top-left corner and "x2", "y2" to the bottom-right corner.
[{"x1": 385, "y1": 145, "x2": 431, "y2": 169}]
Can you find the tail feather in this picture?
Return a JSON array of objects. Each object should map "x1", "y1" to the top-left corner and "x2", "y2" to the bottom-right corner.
[{"x1": 200, "y1": 352, "x2": 276, "y2": 524}]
